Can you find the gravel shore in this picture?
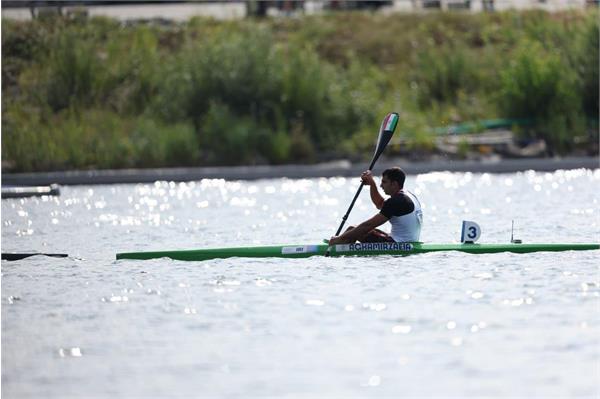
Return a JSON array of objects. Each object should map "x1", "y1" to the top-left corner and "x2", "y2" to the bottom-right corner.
[{"x1": 2, "y1": 157, "x2": 598, "y2": 186}]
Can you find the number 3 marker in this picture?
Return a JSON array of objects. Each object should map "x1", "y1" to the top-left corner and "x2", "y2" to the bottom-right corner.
[{"x1": 461, "y1": 221, "x2": 482, "y2": 243}]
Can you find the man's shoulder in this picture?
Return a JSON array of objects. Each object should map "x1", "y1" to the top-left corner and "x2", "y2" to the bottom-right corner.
[
  {"x1": 381, "y1": 192, "x2": 415, "y2": 216},
  {"x1": 386, "y1": 192, "x2": 413, "y2": 204}
]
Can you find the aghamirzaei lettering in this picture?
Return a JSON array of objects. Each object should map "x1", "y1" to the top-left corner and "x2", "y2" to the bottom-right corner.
[{"x1": 335, "y1": 242, "x2": 414, "y2": 253}]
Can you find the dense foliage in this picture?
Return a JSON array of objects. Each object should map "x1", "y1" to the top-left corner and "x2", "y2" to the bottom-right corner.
[{"x1": 2, "y1": 10, "x2": 597, "y2": 171}]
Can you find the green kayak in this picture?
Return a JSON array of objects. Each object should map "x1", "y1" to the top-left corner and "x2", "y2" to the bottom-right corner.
[{"x1": 116, "y1": 242, "x2": 599, "y2": 261}]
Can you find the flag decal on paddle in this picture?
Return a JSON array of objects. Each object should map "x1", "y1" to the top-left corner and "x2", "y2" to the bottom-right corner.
[
  {"x1": 372, "y1": 112, "x2": 399, "y2": 166},
  {"x1": 382, "y1": 112, "x2": 399, "y2": 132}
]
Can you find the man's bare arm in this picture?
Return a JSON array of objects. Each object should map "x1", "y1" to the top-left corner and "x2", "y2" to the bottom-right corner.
[
  {"x1": 361, "y1": 171, "x2": 385, "y2": 209},
  {"x1": 329, "y1": 213, "x2": 388, "y2": 244}
]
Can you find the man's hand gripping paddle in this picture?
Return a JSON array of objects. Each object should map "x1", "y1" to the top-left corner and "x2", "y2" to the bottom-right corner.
[{"x1": 325, "y1": 112, "x2": 399, "y2": 256}]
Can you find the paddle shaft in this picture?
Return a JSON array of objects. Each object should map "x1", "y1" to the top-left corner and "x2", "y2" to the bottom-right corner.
[
  {"x1": 330, "y1": 150, "x2": 383, "y2": 237},
  {"x1": 333, "y1": 156, "x2": 380, "y2": 236},
  {"x1": 334, "y1": 183, "x2": 365, "y2": 236}
]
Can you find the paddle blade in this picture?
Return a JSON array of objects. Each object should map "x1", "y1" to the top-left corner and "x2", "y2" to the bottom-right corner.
[{"x1": 370, "y1": 112, "x2": 399, "y2": 169}]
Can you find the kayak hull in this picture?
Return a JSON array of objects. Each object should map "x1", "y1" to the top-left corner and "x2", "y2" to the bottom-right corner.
[{"x1": 116, "y1": 242, "x2": 600, "y2": 261}]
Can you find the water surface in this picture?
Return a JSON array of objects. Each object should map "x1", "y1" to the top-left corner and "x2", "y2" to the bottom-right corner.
[{"x1": 2, "y1": 170, "x2": 599, "y2": 398}]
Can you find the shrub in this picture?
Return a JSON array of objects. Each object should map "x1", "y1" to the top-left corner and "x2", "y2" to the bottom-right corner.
[
  {"x1": 576, "y1": 14, "x2": 599, "y2": 119},
  {"x1": 44, "y1": 31, "x2": 102, "y2": 111},
  {"x1": 2, "y1": 102, "x2": 58, "y2": 171},
  {"x1": 498, "y1": 39, "x2": 584, "y2": 154},
  {"x1": 101, "y1": 26, "x2": 161, "y2": 114},
  {"x1": 1, "y1": 103, "x2": 199, "y2": 171},
  {"x1": 1, "y1": 20, "x2": 48, "y2": 90},
  {"x1": 411, "y1": 42, "x2": 479, "y2": 108},
  {"x1": 131, "y1": 117, "x2": 199, "y2": 167},
  {"x1": 153, "y1": 26, "x2": 376, "y2": 164}
]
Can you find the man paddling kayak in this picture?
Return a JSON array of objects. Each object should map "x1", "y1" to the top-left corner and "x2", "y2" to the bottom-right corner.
[{"x1": 329, "y1": 167, "x2": 423, "y2": 245}]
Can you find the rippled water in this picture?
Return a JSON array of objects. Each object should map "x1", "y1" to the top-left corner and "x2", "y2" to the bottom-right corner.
[{"x1": 2, "y1": 169, "x2": 599, "y2": 398}]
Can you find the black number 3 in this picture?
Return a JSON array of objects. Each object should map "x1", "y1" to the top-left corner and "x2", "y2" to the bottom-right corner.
[{"x1": 468, "y1": 226, "x2": 477, "y2": 239}]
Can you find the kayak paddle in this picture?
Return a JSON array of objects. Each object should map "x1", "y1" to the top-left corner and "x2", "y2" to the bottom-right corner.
[{"x1": 325, "y1": 112, "x2": 399, "y2": 256}]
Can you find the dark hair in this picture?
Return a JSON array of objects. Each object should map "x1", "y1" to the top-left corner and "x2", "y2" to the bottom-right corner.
[{"x1": 382, "y1": 167, "x2": 406, "y2": 188}]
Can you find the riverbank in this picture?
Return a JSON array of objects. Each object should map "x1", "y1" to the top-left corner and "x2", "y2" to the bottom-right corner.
[
  {"x1": 2, "y1": 156, "x2": 597, "y2": 186},
  {"x1": 2, "y1": 11, "x2": 597, "y2": 172}
]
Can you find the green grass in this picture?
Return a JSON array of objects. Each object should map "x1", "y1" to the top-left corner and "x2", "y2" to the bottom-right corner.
[{"x1": 2, "y1": 9, "x2": 597, "y2": 171}]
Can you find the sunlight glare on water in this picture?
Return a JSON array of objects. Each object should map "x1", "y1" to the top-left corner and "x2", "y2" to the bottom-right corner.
[{"x1": 2, "y1": 169, "x2": 599, "y2": 398}]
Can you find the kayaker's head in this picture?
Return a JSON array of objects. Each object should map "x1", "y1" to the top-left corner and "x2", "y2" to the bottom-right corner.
[{"x1": 381, "y1": 167, "x2": 405, "y2": 195}]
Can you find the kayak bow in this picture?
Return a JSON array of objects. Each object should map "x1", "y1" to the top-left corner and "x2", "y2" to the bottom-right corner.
[{"x1": 116, "y1": 242, "x2": 599, "y2": 261}]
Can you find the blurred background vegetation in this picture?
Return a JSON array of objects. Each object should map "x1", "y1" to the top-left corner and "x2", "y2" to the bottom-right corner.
[{"x1": 2, "y1": 9, "x2": 598, "y2": 171}]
